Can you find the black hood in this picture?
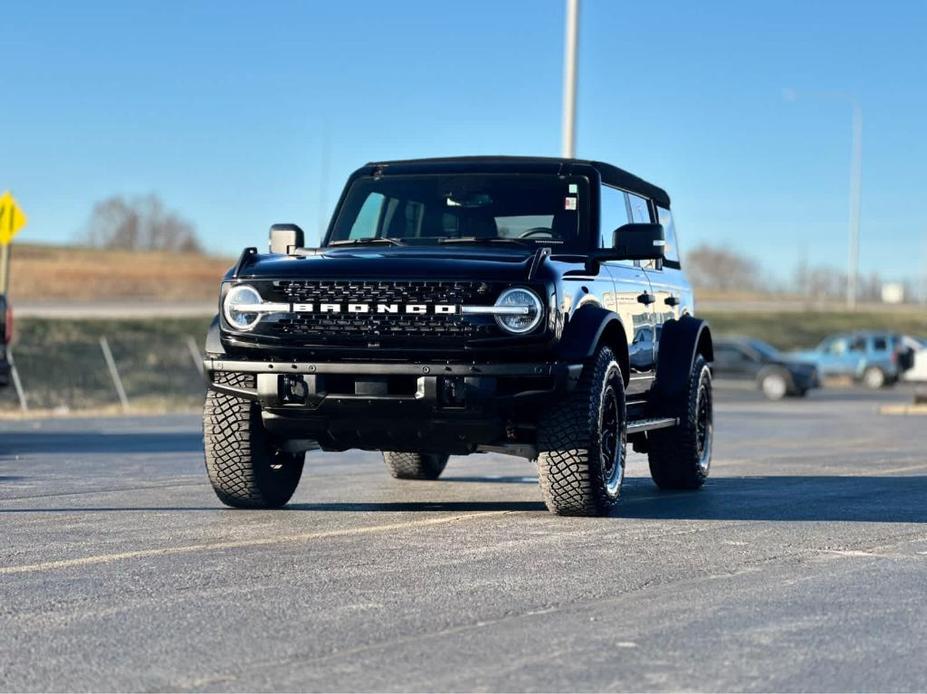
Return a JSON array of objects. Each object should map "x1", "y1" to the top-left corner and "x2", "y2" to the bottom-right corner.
[{"x1": 229, "y1": 246, "x2": 538, "y2": 283}]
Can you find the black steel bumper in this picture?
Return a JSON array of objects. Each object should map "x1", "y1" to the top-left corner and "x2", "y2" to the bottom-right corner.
[{"x1": 204, "y1": 358, "x2": 582, "y2": 453}]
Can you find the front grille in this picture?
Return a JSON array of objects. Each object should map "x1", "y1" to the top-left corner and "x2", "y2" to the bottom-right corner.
[{"x1": 257, "y1": 280, "x2": 499, "y2": 343}]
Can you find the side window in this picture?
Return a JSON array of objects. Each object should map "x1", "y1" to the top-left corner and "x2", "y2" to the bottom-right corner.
[
  {"x1": 873, "y1": 336, "x2": 888, "y2": 351},
  {"x1": 349, "y1": 193, "x2": 386, "y2": 239},
  {"x1": 657, "y1": 206, "x2": 681, "y2": 265},
  {"x1": 599, "y1": 185, "x2": 630, "y2": 248},
  {"x1": 628, "y1": 193, "x2": 651, "y2": 223},
  {"x1": 849, "y1": 337, "x2": 866, "y2": 353}
]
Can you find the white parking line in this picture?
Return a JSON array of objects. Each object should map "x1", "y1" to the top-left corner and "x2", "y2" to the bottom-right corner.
[{"x1": 0, "y1": 511, "x2": 512, "y2": 576}]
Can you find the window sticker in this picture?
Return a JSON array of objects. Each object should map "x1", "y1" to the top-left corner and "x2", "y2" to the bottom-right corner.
[
  {"x1": 564, "y1": 196, "x2": 577, "y2": 210},
  {"x1": 568, "y1": 183, "x2": 578, "y2": 194}
]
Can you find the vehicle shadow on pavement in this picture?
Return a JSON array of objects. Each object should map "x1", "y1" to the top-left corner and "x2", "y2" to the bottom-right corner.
[
  {"x1": 440, "y1": 475, "x2": 537, "y2": 484},
  {"x1": 2, "y1": 476, "x2": 925, "y2": 521},
  {"x1": 618, "y1": 475, "x2": 927, "y2": 523},
  {"x1": 288, "y1": 501, "x2": 548, "y2": 512}
]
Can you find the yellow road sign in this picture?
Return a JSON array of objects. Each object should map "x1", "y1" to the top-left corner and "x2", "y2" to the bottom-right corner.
[{"x1": 0, "y1": 191, "x2": 27, "y2": 246}]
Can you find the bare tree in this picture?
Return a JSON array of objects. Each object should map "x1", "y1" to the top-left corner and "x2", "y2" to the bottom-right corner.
[
  {"x1": 685, "y1": 244, "x2": 767, "y2": 293},
  {"x1": 79, "y1": 194, "x2": 202, "y2": 253}
]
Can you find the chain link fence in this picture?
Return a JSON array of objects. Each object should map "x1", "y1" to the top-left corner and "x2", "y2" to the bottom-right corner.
[{"x1": 0, "y1": 318, "x2": 210, "y2": 414}]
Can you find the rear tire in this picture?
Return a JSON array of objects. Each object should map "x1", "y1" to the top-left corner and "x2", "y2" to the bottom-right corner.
[
  {"x1": 862, "y1": 366, "x2": 886, "y2": 389},
  {"x1": 648, "y1": 354, "x2": 713, "y2": 490},
  {"x1": 203, "y1": 376, "x2": 304, "y2": 508},
  {"x1": 382, "y1": 452, "x2": 449, "y2": 480},
  {"x1": 536, "y1": 346, "x2": 627, "y2": 516}
]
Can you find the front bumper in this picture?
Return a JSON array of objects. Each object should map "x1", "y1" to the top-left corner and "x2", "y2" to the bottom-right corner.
[{"x1": 205, "y1": 358, "x2": 582, "y2": 453}]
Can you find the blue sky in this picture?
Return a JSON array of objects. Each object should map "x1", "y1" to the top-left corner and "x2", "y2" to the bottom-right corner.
[{"x1": 2, "y1": 0, "x2": 926, "y2": 283}]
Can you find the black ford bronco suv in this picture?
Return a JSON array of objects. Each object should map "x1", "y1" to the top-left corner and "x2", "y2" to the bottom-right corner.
[{"x1": 203, "y1": 156, "x2": 713, "y2": 516}]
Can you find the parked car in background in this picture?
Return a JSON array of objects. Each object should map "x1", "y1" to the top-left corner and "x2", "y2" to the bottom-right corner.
[
  {"x1": 714, "y1": 336, "x2": 819, "y2": 400},
  {"x1": 901, "y1": 336, "x2": 927, "y2": 383},
  {"x1": 789, "y1": 331, "x2": 910, "y2": 389}
]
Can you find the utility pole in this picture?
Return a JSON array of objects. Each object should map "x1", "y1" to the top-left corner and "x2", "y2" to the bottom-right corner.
[
  {"x1": 846, "y1": 101, "x2": 863, "y2": 310},
  {"x1": 784, "y1": 90, "x2": 863, "y2": 310},
  {"x1": 561, "y1": 0, "x2": 579, "y2": 158}
]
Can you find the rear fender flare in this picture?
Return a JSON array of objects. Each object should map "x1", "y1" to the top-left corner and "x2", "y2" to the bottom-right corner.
[{"x1": 651, "y1": 315, "x2": 713, "y2": 414}]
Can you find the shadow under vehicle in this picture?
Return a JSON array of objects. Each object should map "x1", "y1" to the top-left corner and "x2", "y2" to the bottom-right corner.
[{"x1": 714, "y1": 336, "x2": 819, "y2": 400}]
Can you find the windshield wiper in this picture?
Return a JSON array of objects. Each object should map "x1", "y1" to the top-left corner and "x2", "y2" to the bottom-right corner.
[
  {"x1": 438, "y1": 237, "x2": 533, "y2": 247},
  {"x1": 328, "y1": 237, "x2": 405, "y2": 247}
]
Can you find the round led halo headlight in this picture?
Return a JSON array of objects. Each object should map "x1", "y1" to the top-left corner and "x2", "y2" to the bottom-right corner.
[
  {"x1": 493, "y1": 287, "x2": 543, "y2": 335},
  {"x1": 223, "y1": 284, "x2": 263, "y2": 331}
]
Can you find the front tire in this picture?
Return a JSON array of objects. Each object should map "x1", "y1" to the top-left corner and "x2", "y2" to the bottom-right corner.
[
  {"x1": 759, "y1": 370, "x2": 788, "y2": 400},
  {"x1": 203, "y1": 377, "x2": 304, "y2": 509},
  {"x1": 382, "y1": 452, "x2": 449, "y2": 480},
  {"x1": 648, "y1": 354, "x2": 713, "y2": 490},
  {"x1": 536, "y1": 347, "x2": 627, "y2": 516}
]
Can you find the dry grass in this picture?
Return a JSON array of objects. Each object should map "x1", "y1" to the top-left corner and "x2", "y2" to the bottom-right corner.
[{"x1": 9, "y1": 243, "x2": 233, "y2": 301}]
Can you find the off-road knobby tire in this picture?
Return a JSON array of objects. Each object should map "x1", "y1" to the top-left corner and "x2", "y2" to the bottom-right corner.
[
  {"x1": 382, "y1": 452, "x2": 449, "y2": 480},
  {"x1": 536, "y1": 346, "x2": 627, "y2": 516},
  {"x1": 203, "y1": 375, "x2": 304, "y2": 508},
  {"x1": 648, "y1": 354, "x2": 712, "y2": 490}
]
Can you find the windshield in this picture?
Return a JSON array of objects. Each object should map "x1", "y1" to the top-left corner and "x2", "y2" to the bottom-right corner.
[{"x1": 328, "y1": 174, "x2": 589, "y2": 250}]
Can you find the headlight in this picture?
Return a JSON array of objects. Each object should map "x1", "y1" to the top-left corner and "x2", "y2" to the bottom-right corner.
[
  {"x1": 223, "y1": 284, "x2": 263, "y2": 331},
  {"x1": 494, "y1": 288, "x2": 543, "y2": 335}
]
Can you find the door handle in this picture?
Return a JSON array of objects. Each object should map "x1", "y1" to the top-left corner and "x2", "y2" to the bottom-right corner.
[
  {"x1": 665, "y1": 296, "x2": 680, "y2": 307},
  {"x1": 637, "y1": 292, "x2": 655, "y2": 305}
]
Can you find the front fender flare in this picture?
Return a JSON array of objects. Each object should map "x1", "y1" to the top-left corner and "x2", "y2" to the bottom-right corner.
[
  {"x1": 555, "y1": 305, "x2": 630, "y2": 384},
  {"x1": 205, "y1": 314, "x2": 225, "y2": 357}
]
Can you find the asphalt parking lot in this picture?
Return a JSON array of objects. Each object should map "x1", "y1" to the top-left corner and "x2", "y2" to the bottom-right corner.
[{"x1": 1, "y1": 385, "x2": 926, "y2": 692}]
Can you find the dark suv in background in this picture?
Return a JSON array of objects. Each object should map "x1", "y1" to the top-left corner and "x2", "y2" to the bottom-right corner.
[{"x1": 203, "y1": 156, "x2": 714, "y2": 516}]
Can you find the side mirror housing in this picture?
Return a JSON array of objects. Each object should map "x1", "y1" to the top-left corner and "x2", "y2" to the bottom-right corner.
[
  {"x1": 269, "y1": 223, "x2": 305, "y2": 255},
  {"x1": 591, "y1": 223, "x2": 665, "y2": 262},
  {"x1": 613, "y1": 223, "x2": 665, "y2": 261}
]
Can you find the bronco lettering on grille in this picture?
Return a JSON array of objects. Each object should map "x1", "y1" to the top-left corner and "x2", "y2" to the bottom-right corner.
[{"x1": 292, "y1": 303, "x2": 458, "y2": 315}]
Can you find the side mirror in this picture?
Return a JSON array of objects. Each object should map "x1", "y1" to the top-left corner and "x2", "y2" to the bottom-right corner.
[
  {"x1": 269, "y1": 223, "x2": 305, "y2": 254},
  {"x1": 611, "y1": 223, "x2": 665, "y2": 261},
  {"x1": 590, "y1": 223, "x2": 665, "y2": 263}
]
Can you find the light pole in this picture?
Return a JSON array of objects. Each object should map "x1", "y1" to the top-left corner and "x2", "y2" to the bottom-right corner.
[
  {"x1": 784, "y1": 89, "x2": 862, "y2": 310},
  {"x1": 561, "y1": 0, "x2": 579, "y2": 158}
]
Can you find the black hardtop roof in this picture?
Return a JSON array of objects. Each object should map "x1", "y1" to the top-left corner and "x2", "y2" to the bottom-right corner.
[{"x1": 361, "y1": 155, "x2": 671, "y2": 208}]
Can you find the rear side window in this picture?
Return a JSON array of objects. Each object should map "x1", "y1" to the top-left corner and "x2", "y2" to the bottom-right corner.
[
  {"x1": 628, "y1": 193, "x2": 651, "y2": 223},
  {"x1": 657, "y1": 206, "x2": 681, "y2": 266},
  {"x1": 873, "y1": 337, "x2": 888, "y2": 351}
]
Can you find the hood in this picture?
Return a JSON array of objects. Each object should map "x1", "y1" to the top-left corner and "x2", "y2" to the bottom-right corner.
[
  {"x1": 783, "y1": 350, "x2": 821, "y2": 366},
  {"x1": 229, "y1": 246, "x2": 538, "y2": 283}
]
